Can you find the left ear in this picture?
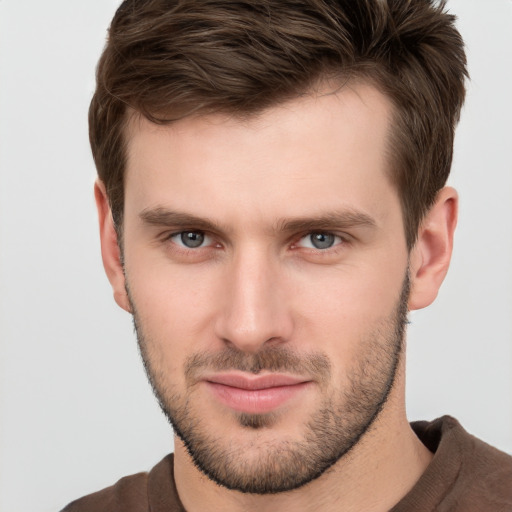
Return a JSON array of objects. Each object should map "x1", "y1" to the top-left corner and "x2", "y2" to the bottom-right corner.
[{"x1": 408, "y1": 186, "x2": 458, "y2": 311}]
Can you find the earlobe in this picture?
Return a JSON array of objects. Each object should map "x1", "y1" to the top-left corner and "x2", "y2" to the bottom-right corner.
[
  {"x1": 94, "y1": 180, "x2": 132, "y2": 313},
  {"x1": 408, "y1": 187, "x2": 458, "y2": 311}
]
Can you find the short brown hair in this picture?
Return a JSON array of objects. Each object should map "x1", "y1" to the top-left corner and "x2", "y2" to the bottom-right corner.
[{"x1": 89, "y1": 0, "x2": 467, "y2": 248}]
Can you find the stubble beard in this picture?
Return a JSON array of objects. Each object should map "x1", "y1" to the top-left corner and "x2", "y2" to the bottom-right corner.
[{"x1": 128, "y1": 274, "x2": 410, "y2": 495}]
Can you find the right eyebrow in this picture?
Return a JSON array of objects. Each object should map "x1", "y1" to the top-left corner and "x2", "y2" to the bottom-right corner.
[{"x1": 139, "y1": 207, "x2": 228, "y2": 233}]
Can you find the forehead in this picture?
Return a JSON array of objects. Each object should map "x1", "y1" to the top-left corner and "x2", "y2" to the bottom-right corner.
[{"x1": 123, "y1": 83, "x2": 398, "y2": 228}]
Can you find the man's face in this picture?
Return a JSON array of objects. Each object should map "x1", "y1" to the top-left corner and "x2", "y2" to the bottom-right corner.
[{"x1": 120, "y1": 84, "x2": 411, "y2": 493}]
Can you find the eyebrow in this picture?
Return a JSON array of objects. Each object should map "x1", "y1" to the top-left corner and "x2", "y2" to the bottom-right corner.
[
  {"x1": 139, "y1": 207, "x2": 377, "y2": 234},
  {"x1": 276, "y1": 210, "x2": 377, "y2": 233},
  {"x1": 139, "y1": 208, "x2": 228, "y2": 233}
]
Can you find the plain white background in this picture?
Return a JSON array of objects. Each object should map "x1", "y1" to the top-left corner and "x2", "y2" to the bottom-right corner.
[{"x1": 0, "y1": 1, "x2": 511, "y2": 511}]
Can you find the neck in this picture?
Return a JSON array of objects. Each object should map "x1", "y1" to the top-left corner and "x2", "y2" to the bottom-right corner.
[{"x1": 173, "y1": 360, "x2": 432, "y2": 512}]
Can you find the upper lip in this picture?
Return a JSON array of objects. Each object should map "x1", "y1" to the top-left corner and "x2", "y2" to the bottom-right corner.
[{"x1": 204, "y1": 373, "x2": 310, "y2": 390}]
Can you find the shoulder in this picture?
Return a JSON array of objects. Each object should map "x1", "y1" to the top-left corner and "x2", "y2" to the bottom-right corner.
[
  {"x1": 61, "y1": 471, "x2": 149, "y2": 512},
  {"x1": 60, "y1": 454, "x2": 177, "y2": 512},
  {"x1": 413, "y1": 415, "x2": 512, "y2": 474},
  {"x1": 412, "y1": 416, "x2": 512, "y2": 511}
]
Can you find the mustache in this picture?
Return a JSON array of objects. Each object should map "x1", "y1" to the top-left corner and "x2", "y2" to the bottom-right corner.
[{"x1": 184, "y1": 346, "x2": 331, "y2": 383}]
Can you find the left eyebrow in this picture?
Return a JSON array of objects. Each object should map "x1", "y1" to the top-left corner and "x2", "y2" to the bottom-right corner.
[{"x1": 276, "y1": 210, "x2": 377, "y2": 233}]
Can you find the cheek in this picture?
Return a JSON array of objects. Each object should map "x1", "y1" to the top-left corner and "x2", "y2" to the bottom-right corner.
[
  {"x1": 125, "y1": 251, "x2": 221, "y2": 348},
  {"x1": 292, "y1": 264, "x2": 405, "y2": 354}
]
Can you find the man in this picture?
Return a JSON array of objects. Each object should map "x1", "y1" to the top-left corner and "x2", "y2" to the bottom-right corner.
[{"x1": 62, "y1": 0, "x2": 512, "y2": 510}]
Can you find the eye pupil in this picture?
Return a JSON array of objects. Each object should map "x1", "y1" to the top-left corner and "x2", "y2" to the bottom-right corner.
[
  {"x1": 181, "y1": 231, "x2": 204, "y2": 248},
  {"x1": 311, "y1": 233, "x2": 335, "y2": 249}
]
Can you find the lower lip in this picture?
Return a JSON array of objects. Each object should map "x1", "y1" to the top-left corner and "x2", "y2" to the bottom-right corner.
[{"x1": 205, "y1": 381, "x2": 311, "y2": 414}]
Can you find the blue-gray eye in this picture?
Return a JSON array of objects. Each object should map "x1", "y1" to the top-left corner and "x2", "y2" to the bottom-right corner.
[
  {"x1": 310, "y1": 233, "x2": 336, "y2": 249},
  {"x1": 296, "y1": 232, "x2": 340, "y2": 250},
  {"x1": 174, "y1": 231, "x2": 206, "y2": 248}
]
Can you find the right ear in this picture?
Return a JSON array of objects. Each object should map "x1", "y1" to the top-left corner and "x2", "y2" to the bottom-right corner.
[{"x1": 94, "y1": 180, "x2": 132, "y2": 312}]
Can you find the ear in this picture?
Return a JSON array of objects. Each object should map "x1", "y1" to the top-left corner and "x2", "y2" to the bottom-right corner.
[
  {"x1": 408, "y1": 186, "x2": 458, "y2": 311},
  {"x1": 95, "y1": 180, "x2": 132, "y2": 313}
]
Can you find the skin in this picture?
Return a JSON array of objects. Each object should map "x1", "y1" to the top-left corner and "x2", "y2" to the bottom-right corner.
[{"x1": 97, "y1": 83, "x2": 458, "y2": 511}]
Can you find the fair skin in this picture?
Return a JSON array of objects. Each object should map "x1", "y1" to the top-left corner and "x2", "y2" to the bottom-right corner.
[{"x1": 96, "y1": 84, "x2": 457, "y2": 511}]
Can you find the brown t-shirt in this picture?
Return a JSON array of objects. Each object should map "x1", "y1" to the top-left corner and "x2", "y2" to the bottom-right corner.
[{"x1": 61, "y1": 416, "x2": 512, "y2": 512}]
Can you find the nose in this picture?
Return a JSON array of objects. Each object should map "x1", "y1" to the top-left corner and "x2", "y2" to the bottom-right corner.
[{"x1": 214, "y1": 246, "x2": 294, "y2": 353}]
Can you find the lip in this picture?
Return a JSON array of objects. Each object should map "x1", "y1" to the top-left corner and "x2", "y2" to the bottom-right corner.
[{"x1": 203, "y1": 373, "x2": 312, "y2": 414}]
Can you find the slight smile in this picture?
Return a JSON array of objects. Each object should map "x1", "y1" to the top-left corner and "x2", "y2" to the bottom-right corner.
[{"x1": 204, "y1": 373, "x2": 313, "y2": 415}]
